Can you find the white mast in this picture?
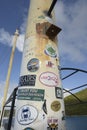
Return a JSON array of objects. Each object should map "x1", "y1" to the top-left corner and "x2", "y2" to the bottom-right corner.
[
  {"x1": 14, "y1": 1, "x2": 66, "y2": 130},
  {"x1": 1, "y1": 29, "x2": 19, "y2": 115}
]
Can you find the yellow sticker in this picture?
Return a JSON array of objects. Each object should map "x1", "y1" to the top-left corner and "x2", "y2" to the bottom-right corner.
[{"x1": 51, "y1": 101, "x2": 61, "y2": 112}]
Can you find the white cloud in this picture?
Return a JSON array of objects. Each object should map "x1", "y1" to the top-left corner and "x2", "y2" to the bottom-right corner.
[
  {"x1": 0, "y1": 0, "x2": 87, "y2": 63},
  {"x1": 16, "y1": 34, "x2": 24, "y2": 52},
  {"x1": 55, "y1": 0, "x2": 87, "y2": 63},
  {"x1": 0, "y1": 28, "x2": 13, "y2": 46},
  {"x1": 0, "y1": 12, "x2": 27, "y2": 52},
  {"x1": 0, "y1": 28, "x2": 25, "y2": 52},
  {"x1": 20, "y1": 14, "x2": 27, "y2": 34}
]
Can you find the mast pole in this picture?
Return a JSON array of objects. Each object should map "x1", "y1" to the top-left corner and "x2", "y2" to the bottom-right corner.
[
  {"x1": 14, "y1": 0, "x2": 66, "y2": 130},
  {"x1": 1, "y1": 29, "x2": 19, "y2": 114}
]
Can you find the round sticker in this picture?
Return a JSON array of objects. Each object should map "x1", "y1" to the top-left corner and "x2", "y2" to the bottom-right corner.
[
  {"x1": 51, "y1": 101, "x2": 61, "y2": 112},
  {"x1": 27, "y1": 58, "x2": 39, "y2": 72},
  {"x1": 23, "y1": 128, "x2": 34, "y2": 130},
  {"x1": 44, "y1": 44, "x2": 57, "y2": 58},
  {"x1": 39, "y1": 72, "x2": 58, "y2": 87},
  {"x1": 17, "y1": 105, "x2": 38, "y2": 125}
]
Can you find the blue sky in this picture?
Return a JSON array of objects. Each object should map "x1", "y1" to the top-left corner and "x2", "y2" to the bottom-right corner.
[{"x1": 0, "y1": 0, "x2": 87, "y2": 106}]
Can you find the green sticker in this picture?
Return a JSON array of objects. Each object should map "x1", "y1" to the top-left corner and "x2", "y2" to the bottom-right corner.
[
  {"x1": 38, "y1": 15, "x2": 45, "y2": 19},
  {"x1": 17, "y1": 88, "x2": 45, "y2": 101},
  {"x1": 45, "y1": 44, "x2": 57, "y2": 58}
]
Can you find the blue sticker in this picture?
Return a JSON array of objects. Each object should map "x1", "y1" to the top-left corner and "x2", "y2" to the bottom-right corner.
[
  {"x1": 17, "y1": 105, "x2": 38, "y2": 125},
  {"x1": 23, "y1": 128, "x2": 34, "y2": 130}
]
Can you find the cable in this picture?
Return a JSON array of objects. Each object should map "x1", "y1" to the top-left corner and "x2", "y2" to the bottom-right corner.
[
  {"x1": 62, "y1": 70, "x2": 78, "y2": 80},
  {"x1": 47, "y1": 0, "x2": 58, "y2": 17},
  {"x1": 63, "y1": 88, "x2": 83, "y2": 103},
  {"x1": 64, "y1": 84, "x2": 87, "y2": 93},
  {"x1": 61, "y1": 67, "x2": 87, "y2": 74}
]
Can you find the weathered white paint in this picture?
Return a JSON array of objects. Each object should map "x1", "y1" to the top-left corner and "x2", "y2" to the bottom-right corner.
[{"x1": 14, "y1": 0, "x2": 66, "y2": 130}]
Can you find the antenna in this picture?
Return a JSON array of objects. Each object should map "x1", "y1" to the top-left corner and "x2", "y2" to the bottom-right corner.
[{"x1": 47, "y1": 0, "x2": 58, "y2": 17}]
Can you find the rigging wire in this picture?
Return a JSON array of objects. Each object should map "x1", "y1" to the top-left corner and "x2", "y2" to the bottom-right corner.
[
  {"x1": 62, "y1": 70, "x2": 78, "y2": 80},
  {"x1": 64, "y1": 84, "x2": 87, "y2": 93},
  {"x1": 63, "y1": 88, "x2": 83, "y2": 103}
]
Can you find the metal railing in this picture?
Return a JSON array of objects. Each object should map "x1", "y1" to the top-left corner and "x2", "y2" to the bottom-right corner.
[
  {"x1": 0, "y1": 67, "x2": 87, "y2": 129},
  {"x1": 0, "y1": 87, "x2": 18, "y2": 130},
  {"x1": 61, "y1": 67, "x2": 87, "y2": 106}
]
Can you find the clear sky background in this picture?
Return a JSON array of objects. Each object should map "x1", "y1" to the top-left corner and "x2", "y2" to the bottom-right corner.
[{"x1": 0, "y1": 0, "x2": 87, "y2": 107}]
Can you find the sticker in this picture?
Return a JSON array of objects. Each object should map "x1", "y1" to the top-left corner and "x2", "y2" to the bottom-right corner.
[
  {"x1": 47, "y1": 126, "x2": 58, "y2": 130},
  {"x1": 27, "y1": 58, "x2": 39, "y2": 72},
  {"x1": 46, "y1": 61, "x2": 55, "y2": 68},
  {"x1": 44, "y1": 44, "x2": 57, "y2": 58},
  {"x1": 23, "y1": 128, "x2": 34, "y2": 130},
  {"x1": 47, "y1": 118, "x2": 58, "y2": 124},
  {"x1": 28, "y1": 47, "x2": 38, "y2": 52},
  {"x1": 17, "y1": 88, "x2": 45, "y2": 101},
  {"x1": 62, "y1": 111, "x2": 65, "y2": 120},
  {"x1": 36, "y1": 23, "x2": 45, "y2": 34},
  {"x1": 17, "y1": 105, "x2": 38, "y2": 125},
  {"x1": 47, "y1": 118, "x2": 58, "y2": 130},
  {"x1": 36, "y1": 22, "x2": 50, "y2": 35},
  {"x1": 38, "y1": 15, "x2": 45, "y2": 19},
  {"x1": 19, "y1": 75, "x2": 36, "y2": 86},
  {"x1": 45, "y1": 16, "x2": 53, "y2": 24},
  {"x1": 42, "y1": 100, "x2": 47, "y2": 114},
  {"x1": 51, "y1": 101, "x2": 61, "y2": 112},
  {"x1": 25, "y1": 53, "x2": 34, "y2": 58},
  {"x1": 56, "y1": 58, "x2": 59, "y2": 66},
  {"x1": 55, "y1": 87, "x2": 63, "y2": 99},
  {"x1": 39, "y1": 72, "x2": 58, "y2": 87}
]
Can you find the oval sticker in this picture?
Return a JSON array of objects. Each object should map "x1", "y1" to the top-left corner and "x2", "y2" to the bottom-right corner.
[
  {"x1": 39, "y1": 72, "x2": 58, "y2": 87},
  {"x1": 44, "y1": 44, "x2": 57, "y2": 58},
  {"x1": 27, "y1": 58, "x2": 39, "y2": 72},
  {"x1": 17, "y1": 105, "x2": 38, "y2": 125},
  {"x1": 51, "y1": 101, "x2": 61, "y2": 112}
]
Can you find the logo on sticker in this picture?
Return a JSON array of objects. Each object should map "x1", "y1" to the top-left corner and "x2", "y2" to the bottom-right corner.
[
  {"x1": 62, "y1": 111, "x2": 65, "y2": 120},
  {"x1": 44, "y1": 44, "x2": 57, "y2": 58},
  {"x1": 51, "y1": 101, "x2": 61, "y2": 112},
  {"x1": 39, "y1": 72, "x2": 58, "y2": 87},
  {"x1": 47, "y1": 118, "x2": 58, "y2": 130},
  {"x1": 17, "y1": 105, "x2": 38, "y2": 125},
  {"x1": 17, "y1": 88, "x2": 44, "y2": 101},
  {"x1": 55, "y1": 87, "x2": 63, "y2": 99},
  {"x1": 19, "y1": 75, "x2": 36, "y2": 86},
  {"x1": 27, "y1": 58, "x2": 39, "y2": 72},
  {"x1": 46, "y1": 61, "x2": 55, "y2": 68}
]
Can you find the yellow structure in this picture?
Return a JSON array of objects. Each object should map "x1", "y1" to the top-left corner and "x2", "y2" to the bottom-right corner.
[
  {"x1": 14, "y1": 0, "x2": 66, "y2": 130},
  {"x1": 1, "y1": 29, "x2": 19, "y2": 115}
]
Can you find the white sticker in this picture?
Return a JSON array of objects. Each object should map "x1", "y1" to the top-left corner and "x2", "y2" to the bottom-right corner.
[
  {"x1": 17, "y1": 105, "x2": 38, "y2": 125},
  {"x1": 39, "y1": 72, "x2": 58, "y2": 87}
]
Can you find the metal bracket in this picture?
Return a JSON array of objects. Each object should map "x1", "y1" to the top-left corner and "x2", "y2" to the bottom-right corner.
[{"x1": 46, "y1": 24, "x2": 61, "y2": 39}]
